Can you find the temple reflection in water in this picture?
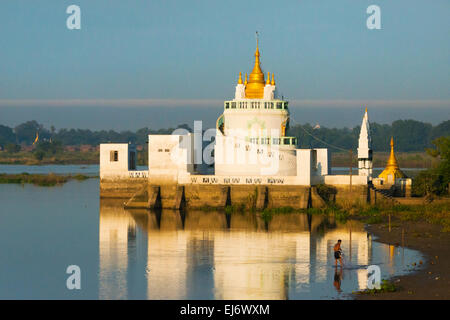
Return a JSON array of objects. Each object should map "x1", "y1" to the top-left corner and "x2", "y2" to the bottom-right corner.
[{"x1": 99, "y1": 200, "x2": 375, "y2": 299}]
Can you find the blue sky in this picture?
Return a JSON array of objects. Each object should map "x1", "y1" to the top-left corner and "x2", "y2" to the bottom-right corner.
[{"x1": 0, "y1": 0, "x2": 449, "y2": 129}]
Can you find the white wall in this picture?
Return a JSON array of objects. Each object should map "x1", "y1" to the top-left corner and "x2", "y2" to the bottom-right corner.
[
  {"x1": 100, "y1": 143, "x2": 136, "y2": 179},
  {"x1": 223, "y1": 108, "x2": 289, "y2": 138},
  {"x1": 315, "y1": 148, "x2": 330, "y2": 176},
  {"x1": 214, "y1": 135, "x2": 297, "y2": 176},
  {"x1": 296, "y1": 149, "x2": 313, "y2": 185},
  {"x1": 324, "y1": 175, "x2": 368, "y2": 186},
  {"x1": 148, "y1": 134, "x2": 194, "y2": 183}
]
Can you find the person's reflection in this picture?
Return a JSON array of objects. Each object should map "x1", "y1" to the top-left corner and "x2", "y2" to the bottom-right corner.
[{"x1": 333, "y1": 266, "x2": 343, "y2": 293}]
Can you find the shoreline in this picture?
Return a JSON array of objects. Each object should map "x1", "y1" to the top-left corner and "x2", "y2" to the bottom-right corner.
[
  {"x1": 355, "y1": 219, "x2": 450, "y2": 299},
  {"x1": 0, "y1": 173, "x2": 94, "y2": 186}
]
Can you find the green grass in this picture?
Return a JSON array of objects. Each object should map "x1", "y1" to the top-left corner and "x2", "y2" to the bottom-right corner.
[
  {"x1": 390, "y1": 202, "x2": 450, "y2": 232},
  {"x1": 0, "y1": 173, "x2": 93, "y2": 186},
  {"x1": 340, "y1": 202, "x2": 450, "y2": 232},
  {"x1": 0, "y1": 150, "x2": 99, "y2": 165},
  {"x1": 224, "y1": 204, "x2": 247, "y2": 215},
  {"x1": 354, "y1": 279, "x2": 397, "y2": 295}
]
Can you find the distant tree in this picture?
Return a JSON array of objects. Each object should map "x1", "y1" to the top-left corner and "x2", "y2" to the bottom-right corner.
[
  {"x1": 391, "y1": 120, "x2": 432, "y2": 152},
  {"x1": 4, "y1": 119, "x2": 450, "y2": 154},
  {"x1": 430, "y1": 120, "x2": 450, "y2": 140},
  {"x1": 412, "y1": 136, "x2": 450, "y2": 196},
  {"x1": 370, "y1": 123, "x2": 392, "y2": 151},
  {"x1": 14, "y1": 121, "x2": 50, "y2": 144},
  {"x1": 135, "y1": 127, "x2": 150, "y2": 145},
  {"x1": 0, "y1": 124, "x2": 16, "y2": 147},
  {"x1": 35, "y1": 140, "x2": 63, "y2": 155}
]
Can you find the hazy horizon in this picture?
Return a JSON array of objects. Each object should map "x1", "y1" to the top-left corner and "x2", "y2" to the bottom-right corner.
[
  {"x1": 0, "y1": 1, "x2": 449, "y2": 130},
  {"x1": 0, "y1": 104, "x2": 447, "y2": 131}
]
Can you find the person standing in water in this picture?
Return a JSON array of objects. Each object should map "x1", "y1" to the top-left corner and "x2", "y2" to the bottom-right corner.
[{"x1": 334, "y1": 240, "x2": 343, "y2": 266}]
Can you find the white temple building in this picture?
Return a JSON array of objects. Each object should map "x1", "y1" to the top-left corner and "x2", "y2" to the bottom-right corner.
[
  {"x1": 99, "y1": 41, "x2": 374, "y2": 190},
  {"x1": 214, "y1": 40, "x2": 299, "y2": 176}
]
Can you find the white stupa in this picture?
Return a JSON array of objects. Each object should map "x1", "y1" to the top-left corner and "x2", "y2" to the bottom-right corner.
[
  {"x1": 357, "y1": 108, "x2": 373, "y2": 179},
  {"x1": 214, "y1": 39, "x2": 298, "y2": 176}
]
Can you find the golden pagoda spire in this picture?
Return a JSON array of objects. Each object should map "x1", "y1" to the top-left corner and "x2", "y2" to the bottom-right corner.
[
  {"x1": 387, "y1": 137, "x2": 398, "y2": 167},
  {"x1": 245, "y1": 32, "x2": 265, "y2": 99},
  {"x1": 378, "y1": 137, "x2": 406, "y2": 181},
  {"x1": 271, "y1": 73, "x2": 275, "y2": 85},
  {"x1": 244, "y1": 73, "x2": 248, "y2": 85},
  {"x1": 238, "y1": 72, "x2": 243, "y2": 84},
  {"x1": 266, "y1": 72, "x2": 271, "y2": 85}
]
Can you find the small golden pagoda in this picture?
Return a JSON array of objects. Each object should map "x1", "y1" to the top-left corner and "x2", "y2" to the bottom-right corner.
[
  {"x1": 378, "y1": 137, "x2": 406, "y2": 181},
  {"x1": 244, "y1": 39, "x2": 266, "y2": 99}
]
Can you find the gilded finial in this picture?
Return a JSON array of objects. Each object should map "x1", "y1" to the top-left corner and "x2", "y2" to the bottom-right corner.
[
  {"x1": 238, "y1": 72, "x2": 243, "y2": 84},
  {"x1": 378, "y1": 136, "x2": 406, "y2": 180},
  {"x1": 244, "y1": 33, "x2": 266, "y2": 98},
  {"x1": 365, "y1": 106, "x2": 368, "y2": 113},
  {"x1": 266, "y1": 72, "x2": 270, "y2": 85},
  {"x1": 244, "y1": 73, "x2": 248, "y2": 85},
  {"x1": 271, "y1": 73, "x2": 275, "y2": 85}
]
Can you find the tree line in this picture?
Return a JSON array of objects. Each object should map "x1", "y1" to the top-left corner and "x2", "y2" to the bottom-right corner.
[{"x1": 0, "y1": 119, "x2": 448, "y2": 153}]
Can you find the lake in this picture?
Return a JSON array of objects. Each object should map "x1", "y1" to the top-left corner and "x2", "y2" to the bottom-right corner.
[{"x1": 0, "y1": 165, "x2": 424, "y2": 299}]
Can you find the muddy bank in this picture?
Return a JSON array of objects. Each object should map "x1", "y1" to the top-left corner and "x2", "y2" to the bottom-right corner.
[{"x1": 356, "y1": 221, "x2": 450, "y2": 300}]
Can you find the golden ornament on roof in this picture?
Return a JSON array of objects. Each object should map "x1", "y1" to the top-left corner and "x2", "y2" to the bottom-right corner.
[
  {"x1": 378, "y1": 137, "x2": 406, "y2": 181},
  {"x1": 245, "y1": 38, "x2": 265, "y2": 99},
  {"x1": 238, "y1": 71, "x2": 243, "y2": 84}
]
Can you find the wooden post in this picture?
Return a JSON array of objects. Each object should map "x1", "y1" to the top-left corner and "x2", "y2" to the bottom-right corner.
[{"x1": 349, "y1": 149, "x2": 353, "y2": 193}]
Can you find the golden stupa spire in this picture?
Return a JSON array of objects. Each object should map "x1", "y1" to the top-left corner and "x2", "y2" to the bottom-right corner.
[
  {"x1": 387, "y1": 137, "x2": 398, "y2": 167},
  {"x1": 266, "y1": 72, "x2": 271, "y2": 85},
  {"x1": 271, "y1": 73, "x2": 275, "y2": 85},
  {"x1": 244, "y1": 73, "x2": 248, "y2": 85},
  {"x1": 378, "y1": 137, "x2": 406, "y2": 181},
  {"x1": 238, "y1": 72, "x2": 243, "y2": 84},
  {"x1": 245, "y1": 32, "x2": 265, "y2": 99}
]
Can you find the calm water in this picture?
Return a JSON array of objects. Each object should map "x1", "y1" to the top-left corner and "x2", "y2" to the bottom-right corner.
[
  {"x1": 0, "y1": 164, "x2": 146, "y2": 176},
  {"x1": 0, "y1": 166, "x2": 424, "y2": 300}
]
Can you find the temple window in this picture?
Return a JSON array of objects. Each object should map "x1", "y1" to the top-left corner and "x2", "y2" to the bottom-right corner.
[{"x1": 110, "y1": 150, "x2": 119, "y2": 162}]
